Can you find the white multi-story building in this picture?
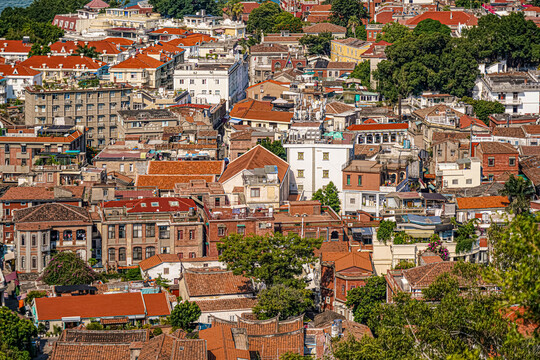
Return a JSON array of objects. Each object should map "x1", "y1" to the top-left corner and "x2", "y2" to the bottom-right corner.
[
  {"x1": 173, "y1": 53, "x2": 249, "y2": 110},
  {"x1": 285, "y1": 138, "x2": 354, "y2": 208},
  {"x1": 0, "y1": 64, "x2": 42, "y2": 100},
  {"x1": 436, "y1": 158, "x2": 482, "y2": 189},
  {"x1": 473, "y1": 71, "x2": 540, "y2": 115}
]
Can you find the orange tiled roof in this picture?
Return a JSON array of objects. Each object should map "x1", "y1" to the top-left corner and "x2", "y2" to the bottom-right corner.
[
  {"x1": 166, "y1": 34, "x2": 217, "y2": 47},
  {"x1": 1, "y1": 185, "x2": 84, "y2": 201},
  {"x1": 0, "y1": 40, "x2": 33, "y2": 54},
  {"x1": 0, "y1": 64, "x2": 41, "y2": 77},
  {"x1": 50, "y1": 40, "x2": 121, "y2": 55},
  {"x1": 183, "y1": 270, "x2": 254, "y2": 297},
  {"x1": 246, "y1": 79, "x2": 289, "y2": 90},
  {"x1": 49, "y1": 343, "x2": 131, "y2": 360},
  {"x1": 229, "y1": 99, "x2": 293, "y2": 123},
  {"x1": 147, "y1": 160, "x2": 224, "y2": 175},
  {"x1": 405, "y1": 11, "x2": 478, "y2": 27},
  {"x1": 303, "y1": 23, "x2": 346, "y2": 34},
  {"x1": 110, "y1": 53, "x2": 164, "y2": 70},
  {"x1": 460, "y1": 115, "x2": 488, "y2": 129},
  {"x1": 136, "y1": 174, "x2": 215, "y2": 190},
  {"x1": 218, "y1": 145, "x2": 289, "y2": 184},
  {"x1": 456, "y1": 195, "x2": 509, "y2": 210},
  {"x1": 20, "y1": 55, "x2": 105, "y2": 70},
  {"x1": 195, "y1": 297, "x2": 257, "y2": 312},
  {"x1": 139, "y1": 253, "x2": 181, "y2": 271},
  {"x1": 143, "y1": 293, "x2": 171, "y2": 317},
  {"x1": 151, "y1": 28, "x2": 189, "y2": 35},
  {"x1": 102, "y1": 37, "x2": 135, "y2": 46}
]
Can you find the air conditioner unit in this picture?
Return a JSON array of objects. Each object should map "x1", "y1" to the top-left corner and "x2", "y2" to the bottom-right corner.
[{"x1": 348, "y1": 223, "x2": 353, "y2": 227}]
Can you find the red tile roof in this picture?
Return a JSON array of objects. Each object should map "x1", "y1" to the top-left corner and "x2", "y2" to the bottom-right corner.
[
  {"x1": 0, "y1": 129, "x2": 83, "y2": 143},
  {"x1": 0, "y1": 64, "x2": 41, "y2": 77},
  {"x1": 147, "y1": 160, "x2": 224, "y2": 175},
  {"x1": 403, "y1": 261, "x2": 457, "y2": 288},
  {"x1": 477, "y1": 141, "x2": 518, "y2": 154},
  {"x1": 0, "y1": 185, "x2": 85, "y2": 202},
  {"x1": 246, "y1": 79, "x2": 289, "y2": 90},
  {"x1": 102, "y1": 38, "x2": 135, "y2": 46},
  {"x1": 219, "y1": 145, "x2": 289, "y2": 184},
  {"x1": 303, "y1": 23, "x2": 346, "y2": 34},
  {"x1": 136, "y1": 175, "x2": 215, "y2": 190},
  {"x1": 139, "y1": 253, "x2": 181, "y2": 271},
  {"x1": 103, "y1": 197, "x2": 197, "y2": 213},
  {"x1": 347, "y1": 123, "x2": 408, "y2": 131},
  {"x1": 195, "y1": 297, "x2": 257, "y2": 312},
  {"x1": 166, "y1": 34, "x2": 217, "y2": 47},
  {"x1": 35, "y1": 292, "x2": 170, "y2": 321},
  {"x1": 405, "y1": 11, "x2": 478, "y2": 27},
  {"x1": 522, "y1": 124, "x2": 540, "y2": 135},
  {"x1": 183, "y1": 270, "x2": 254, "y2": 297},
  {"x1": 49, "y1": 343, "x2": 130, "y2": 360},
  {"x1": 333, "y1": 252, "x2": 373, "y2": 273},
  {"x1": 460, "y1": 115, "x2": 488, "y2": 129},
  {"x1": 50, "y1": 40, "x2": 122, "y2": 55},
  {"x1": 229, "y1": 99, "x2": 293, "y2": 123},
  {"x1": 143, "y1": 293, "x2": 171, "y2": 317},
  {"x1": 0, "y1": 40, "x2": 33, "y2": 54},
  {"x1": 110, "y1": 53, "x2": 164, "y2": 70},
  {"x1": 151, "y1": 28, "x2": 189, "y2": 35},
  {"x1": 20, "y1": 55, "x2": 105, "y2": 70},
  {"x1": 456, "y1": 195, "x2": 509, "y2": 210}
]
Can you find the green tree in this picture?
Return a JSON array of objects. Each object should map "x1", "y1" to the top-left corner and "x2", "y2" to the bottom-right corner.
[
  {"x1": 224, "y1": 0, "x2": 244, "y2": 21},
  {"x1": 28, "y1": 43, "x2": 50, "y2": 57},
  {"x1": 413, "y1": 18, "x2": 451, "y2": 36},
  {"x1": 85, "y1": 321, "x2": 104, "y2": 330},
  {"x1": 488, "y1": 214, "x2": 540, "y2": 328},
  {"x1": 376, "y1": 220, "x2": 395, "y2": 244},
  {"x1": 217, "y1": 232, "x2": 322, "y2": 288},
  {"x1": 272, "y1": 12, "x2": 304, "y2": 33},
  {"x1": 246, "y1": 1, "x2": 281, "y2": 34},
  {"x1": 0, "y1": 307, "x2": 37, "y2": 360},
  {"x1": 299, "y1": 31, "x2": 332, "y2": 56},
  {"x1": 312, "y1": 181, "x2": 340, "y2": 213},
  {"x1": 149, "y1": 0, "x2": 220, "y2": 18},
  {"x1": 452, "y1": 218, "x2": 478, "y2": 254},
  {"x1": 376, "y1": 22, "x2": 410, "y2": 43},
  {"x1": 330, "y1": 0, "x2": 368, "y2": 28},
  {"x1": 259, "y1": 138, "x2": 286, "y2": 161},
  {"x1": 455, "y1": 0, "x2": 484, "y2": 8},
  {"x1": 122, "y1": 267, "x2": 143, "y2": 281},
  {"x1": 350, "y1": 61, "x2": 371, "y2": 88},
  {"x1": 462, "y1": 96, "x2": 505, "y2": 124},
  {"x1": 500, "y1": 174, "x2": 535, "y2": 215},
  {"x1": 25, "y1": 290, "x2": 47, "y2": 305},
  {"x1": 279, "y1": 352, "x2": 306, "y2": 360},
  {"x1": 421, "y1": 271, "x2": 459, "y2": 301},
  {"x1": 170, "y1": 301, "x2": 201, "y2": 332},
  {"x1": 40, "y1": 251, "x2": 98, "y2": 285},
  {"x1": 107, "y1": 0, "x2": 130, "y2": 7},
  {"x1": 74, "y1": 44, "x2": 100, "y2": 59},
  {"x1": 253, "y1": 284, "x2": 313, "y2": 320},
  {"x1": 345, "y1": 276, "x2": 386, "y2": 325}
]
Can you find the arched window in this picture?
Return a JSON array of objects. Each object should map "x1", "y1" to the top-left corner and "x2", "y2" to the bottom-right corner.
[
  {"x1": 21, "y1": 234, "x2": 25, "y2": 246},
  {"x1": 108, "y1": 248, "x2": 116, "y2": 262},
  {"x1": 31, "y1": 256, "x2": 37, "y2": 269},
  {"x1": 133, "y1": 247, "x2": 142, "y2": 261},
  {"x1": 331, "y1": 231, "x2": 339, "y2": 240},
  {"x1": 145, "y1": 246, "x2": 155, "y2": 259},
  {"x1": 20, "y1": 256, "x2": 26, "y2": 269},
  {"x1": 118, "y1": 247, "x2": 126, "y2": 261}
]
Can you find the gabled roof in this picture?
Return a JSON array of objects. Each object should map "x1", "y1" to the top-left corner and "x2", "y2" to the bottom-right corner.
[
  {"x1": 49, "y1": 343, "x2": 130, "y2": 360},
  {"x1": 20, "y1": 55, "x2": 106, "y2": 70},
  {"x1": 136, "y1": 175, "x2": 215, "y2": 190},
  {"x1": 522, "y1": 124, "x2": 540, "y2": 135},
  {"x1": 151, "y1": 28, "x2": 189, "y2": 35},
  {"x1": 13, "y1": 203, "x2": 91, "y2": 225},
  {"x1": 492, "y1": 126, "x2": 526, "y2": 138},
  {"x1": 166, "y1": 34, "x2": 217, "y2": 47},
  {"x1": 477, "y1": 141, "x2": 519, "y2": 155},
  {"x1": 110, "y1": 53, "x2": 164, "y2": 70},
  {"x1": 303, "y1": 23, "x2": 347, "y2": 34},
  {"x1": 50, "y1": 40, "x2": 122, "y2": 55},
  {"x1": 219, "y1": 145, "x2": 290, "y2": 184},
  {"x1": 334, "y1": 252, "x2": 373, "y2": 273},
  {"x1": 246, "y1": 79, "x2": 289, "y2": 90},
  {"x1": 138, "y1": 335, "x2": 207, "y2": 360},
  {"x1": 413, "y1": 104, "x2": 464, "y2": 120},
  {"x1": 0, "y1": 64, "x2": 40, "y2": 77},
  {"x1": 403, "y1": 261, "x2": 457, "y2": 288},
  {"x1": 139, "y1": 253, "x2": 181, "y2": 271},
  {"x1": 103, "y1": 197, "x2": 197, "y2": 213},
  {"x1": 456, "y1": 195, "x2": 509, "y2": 210},
  {"x1": 460, "y1": 115, "x2": 488, "y2": 129},
  {"x1": 183, "y1": 270, "x2": 254, "y2": 297},
  {"x1": 0, "y1": 40, "x2": 33, "y2": 54},
  {"x1": 405, "y1": 11, "x2": 478, "y2": 27},
  {"x1": 326, "y1": 101, "x2": 355, "y2": 115},
  {"x1": 35, "y1": 292, "x2": 170, "y2": 321},
  {"x1": 1, "y1": 185, "x2": 84, "y2": 202},
  {"x1": 147, "y1": 160, "x2": 224, "y2": 176}
]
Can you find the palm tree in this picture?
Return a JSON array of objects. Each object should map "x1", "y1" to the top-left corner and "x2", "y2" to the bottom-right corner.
[
  {"x1": 348, "y1": 15, "x2": 361, "y2": 37},
  {"x1": 231, "y1": 1, "x2": 244, "y2": 21},
  {"x1": 74, "y1": 44, "x2": 100, "y2": 59},
  {"x1": 500, "y1": 174, "x2": 535, "y2": 215}
]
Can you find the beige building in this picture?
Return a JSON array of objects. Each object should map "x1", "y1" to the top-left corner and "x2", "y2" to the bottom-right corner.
[
  {"x1": 117, "y1": 109, "x2": 180, "y2": 141},
  {"x1": 25, "y1": 84, "x2": 132, "y2": 148}
]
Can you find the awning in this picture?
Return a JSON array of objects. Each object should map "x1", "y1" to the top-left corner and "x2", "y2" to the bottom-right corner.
[{"x1": 62, "y1": 316, "x2": 81, "y2": 322}]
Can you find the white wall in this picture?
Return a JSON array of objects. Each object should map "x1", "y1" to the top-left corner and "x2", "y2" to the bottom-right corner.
[{"x1": 143, "y1": 262, "x2": 183, "y2": 283}]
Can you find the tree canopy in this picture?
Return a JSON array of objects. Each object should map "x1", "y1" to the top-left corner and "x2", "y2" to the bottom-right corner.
[
  {"x1": 413, "y1": 19, "x2": 451, "y2": 36},
  {"x1": 345, "y1": 276, "x2": 386, "y2": 325},
  {"x1": 462, "y1": 96, "x2": 505, "y2": 125},
  {"x1": 330, "y1": 0, "x2": 368, "y2": 28},
  {"x1": 500, "y1": 174, "x2": 535, "y2": 215},
  {"x1": 0, "y1": 307, "x2": 37, "y2": 360},
  {"x1": 40, "y1": 251, "x2": 98, "y2": 285},
  {"x1": 375, "y1": 220, "x2": 395, "y2": 243},
  {"x1": 312, "y1": 181, "x2": 341, "y2": 213},
  {"x1": 253, "y1": 284, "x2": 313, "y2": 320},
  {"x1": 376, "y1": 22, "x2": 410, "y2": 43},
  {"x1": 272, "y1": 12, "x2": 305, "y2": 33},
  {"x1": 149, "y1": 0, "x2": 221, "y2": 18},
  {"x1": 350, "y1": 61, "x2": 371, "y2": 89},
  {"x1": 170, "y1": 301, "x2": 201, "y2": 332},
  {"x1": 246, "y1": 1, "x2": 281, "y2": 34},
  {"x1": 452, "y1": 218, "x2": 479, "y2": 254},
  {"x1": 299, "y1": 31, "x2": 332, "y2": 56},
  {"x1": 217, "y1": 232, "x2": 322, "y2": 289},
  {"x1": 259, "y1": 138, "x2": 287, "y2": 161}
]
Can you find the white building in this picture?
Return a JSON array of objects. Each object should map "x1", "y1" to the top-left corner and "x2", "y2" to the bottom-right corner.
[
  {"x1": 436, "y1": 158, "x2": 482, "y2": 189},
  {"x1": 0, "y1": 64, "x2": 42, "y2": 100},
  {"x1": 473, "y1": 72, "x2": 540, "y2": 115},
  {"x1": 285, "y1": 139, "x2": 354, "y2": 207},
  {"x1": 173, "y1": 53, "x2": 249, "y2": 110}
]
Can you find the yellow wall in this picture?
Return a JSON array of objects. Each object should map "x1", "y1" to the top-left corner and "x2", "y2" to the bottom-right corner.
[{"x1": 330, "y1": 40, "x2": 371, "y2": 63}]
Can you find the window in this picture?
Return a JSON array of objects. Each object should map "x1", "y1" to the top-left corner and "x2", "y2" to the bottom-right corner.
[
  {"x1": 297, "y1": 184, "x2": 304, "y2": 191},
  {"x1": 163, "y1": 267, "x2": 169, "y2": 275},
  {"x1": 31, "y1": 235, "x2": 36, "y2": 247},
  {"x1": 488, "y1": 174, "x2": 494, "y2": 182},
  {"x1": 146, "y1": 246, "x2": 155, "y2": 258},
  {"x1": 4, "y1": 144, "x2": 9, "y2": 153},
  {"x1": 146, "y1": 224, "x2": 155, "y2": 237},
  {"x1": 108, "y1": 248, "x2": 116, "y2": 262},
  {"x1": 237, "y1": 225, "x2": 245, "y2": 235},
  {"x1": 357, "y1": 175, "x2": 362, "y2": 186},
  {"x1": 509, "y1": 157, "x2": 516, "y2": 166},
  {"x1": 4, "y1": 209, "x2": 9, "y2": 216},
  {"x1": 32, "y1": 256, "x2": 37, "y2": 269},
  {"x1": 452, "y1": 179, "x2": 459, "y2": 185},
  {"x1": 190, "y1": 79, "x2": 195, "y2": 84},
  {"x1": 133, "y1": 224, "x2": 142, "y2": 238},
  {"x1": 21, "y1": 145, "x2": 27, "y2": 154},
  {"x1": 120, "y1": 164, "x2": 125, "y2": 172},
  {"x1": 189, "y1": 252, "x2": 196, "y2": 258},
  {"x1": 20, "y1": 256, "x2": 25, "y2": 269},
  {"x1": 488, "y1": 157, "x2": 495, "y2": 167},
  {"x1": 323, "y1": 170, "x2": 329, "y2": 178},
  {"x1": 297, "y1": 170, "x2": 304, "y2": 178},
  {"x1": 298, "y1": 152, "x2": 304, "y2": 160},
  {"x1": 48, "y1": 173, "x2": 53, "y2": 182},
  {"x1": 218, "y1": 226, "x2": 226, "y2": 237},
  {"x1": 215, "y1": 79, "x2": 220, "y2": 84},
  {"x1": 159, "y1": 226, "x2": 170, "y2": 239},
  {"x1": 350, "y1": 198, "x2": 355, "y2": 204},
  {"x1": 178, "y1": 230, "x2": 183, "y2": 239},
  {"x1": 341, "y1": 285, "x2": 346, "y2": 294},
  {"x1": 189, "y1": 230, "x2": 195, "y2": 240},
  {"x1": 323, "y1": 152, "x2": 329, "y2": 160},
  {"x1": 466, "y1": 179, "x2": 472, "y2": 184},
  {"x1": 42, "y1": 233, "x2": 47, "y2": 245},
  {"x1": 21, "y1": 234, "x2": 25, "y2": 246},
  {"x1": 161, "y1": 247, "x2": 170, "y2": 254},
  {"x1": 118, "y1": 225, "x2": 126, "y2": 238},
  {"x1": 129, "y1": 164, "x2": 133, "y2": 172},
  {"x1": 347, "y1": 175, "x2": 350, "y2": 185},
  {"x1": 250, "y1": 188, "x2": 260, "y2": 198},
  {"x1": 133, "y1": 247, "x2": 143, "y2": 261},
  {"x1": 108, "y1": 225, "x2": 115, "y2": 239},
  {"x1": 118, "y1": 247, "x2": 126, "y2": 261}
]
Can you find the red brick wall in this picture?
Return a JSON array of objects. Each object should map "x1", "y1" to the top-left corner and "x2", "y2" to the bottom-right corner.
[
  {"x1": 477, "y1": 149, "x2": 519, "y2": 179},
  {"x1": 207, "y1": 219, "x2": 273, "y2": 257},
  {"x1": 342, "y1": 171, "x2": 381, "y2": 191},
  {"x1": 334, "y1": 277, "x2": 367, "y2": 303},
  {"x1": 288, "y1": 202, "x2": 321, "y2": 216}
]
